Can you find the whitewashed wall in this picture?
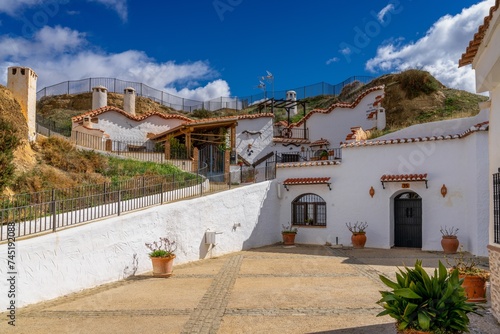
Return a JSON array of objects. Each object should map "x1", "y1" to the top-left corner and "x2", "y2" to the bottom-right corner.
[
  {"x1": 236, "y1": 116, "x2": 274, "y2": 164},
  {"x1": 276, "y1": 132, "x2": 489, "y2": 256},
  {"x1": 99, "y1": 113, "x2": 186, "y2": 141},
  {"x1": 0, "y1": 182, "x2": 279, "y2": 309},
  {"x1": 304, "y1": 89, "x2": 380, "y2": 147}
]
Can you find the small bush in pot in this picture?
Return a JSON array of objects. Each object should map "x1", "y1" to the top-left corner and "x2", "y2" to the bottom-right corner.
[
  {"x1": 377, "y1": 259, "x2": 481, "y2": 333},
  {"x1": 281, "y1": 224, "x2": 298, "y2": 246},
  {"x1": 346, "y1": 221, "x2": 368, "y2": 248},
  {"x1": 145, "y1": 237, "x2": 177, "y2": 277},
  {"x1": 446, "y1": 247, "x2": 490, "y2": 303},
  {"x1": 440, "y1": 226, "x2": 459, "y2": 254}
]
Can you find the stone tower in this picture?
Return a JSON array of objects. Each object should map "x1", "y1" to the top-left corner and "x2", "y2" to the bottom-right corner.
[
  {"x1": 92, "y1": 85, "x2": 108, "y2": 110},
  {"x1": 7, "y1": 66, "x2": 38, "y2": 142},
  {"x1": 123, "y1": 87, "x2": 136, "y2": 116}
]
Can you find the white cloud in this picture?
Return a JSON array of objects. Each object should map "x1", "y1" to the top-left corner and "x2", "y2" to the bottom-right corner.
[
  {"x1": 339, "y1": 47, "x2": 351, "y2": 55},
  {"x1": 377, "y1": 4, "x2": 394, "y2": 23},
  {"x1": 0, "y1": 0, "x2": 41, "y2": 16},
  {"x1": 0, "y1": 26, "x2": 231, "y2": 101},
  {"x1": 365, "y1": 0, "x2": 494, "y2": 93},
  {"x1": 165, "y1": 80, "x2": 231, "y2": 101},
  {"x1": 326, "y1": 57, "x2": 340, "y2": 65},
  {"x1": 89, "y1": 0, "x2": 128, "y2": 22},
  {"x1": 0, "y1": 0, "x2": 127, "y2": 22}
]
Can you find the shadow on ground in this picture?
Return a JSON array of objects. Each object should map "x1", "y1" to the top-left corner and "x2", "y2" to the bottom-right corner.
[{"x1": 309, "y1": 323, "x2": 396, "y2": 334}]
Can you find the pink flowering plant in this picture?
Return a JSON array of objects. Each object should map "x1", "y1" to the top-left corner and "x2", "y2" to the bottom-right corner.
[{"x1": 145, "y1": 237, "x2": 177, "y2": 258}]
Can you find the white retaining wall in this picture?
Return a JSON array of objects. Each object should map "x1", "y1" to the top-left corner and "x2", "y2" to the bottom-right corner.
[{"x1": 0, "y1": 182, "x2": 279, "y2": 309}]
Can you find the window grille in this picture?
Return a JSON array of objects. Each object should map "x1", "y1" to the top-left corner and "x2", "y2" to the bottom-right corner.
[
  {"x1": 292, "y1": 193, "x2": 326, "y2": 226},
  {"x1": 494, "y1": 171, "x2": 500, "y2": 244}
]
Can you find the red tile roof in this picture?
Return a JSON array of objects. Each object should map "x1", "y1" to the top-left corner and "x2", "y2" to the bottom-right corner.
[
  {"x1": 272, "y1": 138, "x2": 311, "y2": 144},
  {"x1": 381, "y1": 174, "x2": 427, "y2": 182},
  {"x1": 283, "y1": 177, "x2": 331, "y2": 185},
  {"x1": 459, "y1": 0, "x2": 500, "y2": 67},
  {"x1": 277, "y1": 160, "x2": 341, "y2": 168},
  {"x1": 72, "y1": 106, "x2": 193, "y2": 123},
  {"x1": 310, "y1": 138, "x2": 330, "y2": 147},
  {"x1": 342, "y1": 121, "x2": 489, "y2": 148},
  {"x1": 289, "y1": 86, "x2": 384, "y2": 128}
]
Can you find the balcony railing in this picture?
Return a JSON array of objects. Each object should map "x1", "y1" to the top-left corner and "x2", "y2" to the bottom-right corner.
[
  {"x1": 273, "y1": 127, "x2": 309, "y2": 140},
  {"x1": 276, "y1": 148, "x2": 342, "y2": 163}
]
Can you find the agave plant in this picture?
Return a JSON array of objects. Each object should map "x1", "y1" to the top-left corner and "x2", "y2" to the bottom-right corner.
[{"x1": 377, "y1": 260, "x2": 480, "y2": 333}]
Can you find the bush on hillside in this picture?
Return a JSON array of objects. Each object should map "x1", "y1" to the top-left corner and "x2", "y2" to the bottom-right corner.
[
  {"x1": 0, "y1": 119, "x2": 21, "y2": 191},
  {"x1": 399, "y1": 69, "x2": 441, "y2": 99}
]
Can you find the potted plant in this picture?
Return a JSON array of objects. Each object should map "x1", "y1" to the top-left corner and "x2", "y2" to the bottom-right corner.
[
  {"x1": 305, "y1": 218, "x2": 314, "y2": 226},
  {"x1": 440, "y1": 225, "x2": 459, "y2": 254},
  {"x1": 145, "y1": 237, "x2": 177, "y2": 277},
  {"x1": 446, "y1": 247, "x2": 490, "y2": 302},
  {"x1": 377, "y1": 260, "x2": 480, "y2": 334},
  {"x1": 320, "y1": 150, "x2": 329, "y2": 160},
  {"x1": 346, "y1": 221, "x2": 368, "y2": 248},
  {"x1": 282, "y1": 224, "x2": 298, "y2": 246}
]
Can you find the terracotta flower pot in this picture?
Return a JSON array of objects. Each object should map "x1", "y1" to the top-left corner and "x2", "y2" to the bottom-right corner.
[
  {"x1": 150, "y1": 255, "x2": 175, "y2": 277},
  {"x1": 351, "y1": 232, "x2": 366, "y2": 248},
  {"x1": 282, "y1": 232, "x2": 296, "y2": 245},
  {"x1": 460, "y1": 274, "x2": 487, "y2": 302},
  {"x1": 441, "y1": 236, "x2": 459, "y2": 254}
]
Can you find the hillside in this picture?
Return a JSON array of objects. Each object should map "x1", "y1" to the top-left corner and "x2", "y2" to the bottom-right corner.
[{"x1": 0, "y1": 70, "x2": 489, "y2": 196}]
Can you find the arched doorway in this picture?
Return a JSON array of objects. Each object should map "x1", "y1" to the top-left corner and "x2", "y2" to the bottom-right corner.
[{"x1": 394, "y1": 192, "x2": 422, "y2": 248}]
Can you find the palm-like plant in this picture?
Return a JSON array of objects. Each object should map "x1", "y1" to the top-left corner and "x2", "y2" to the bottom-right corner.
[{"x1": 377, "y1": 260, "x2": 480, "y2": 333}]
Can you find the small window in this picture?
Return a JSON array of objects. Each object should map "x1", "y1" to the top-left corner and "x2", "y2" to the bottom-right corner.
[{"x1": 292, "y1": 193, "x2": 326, "y2": 226}]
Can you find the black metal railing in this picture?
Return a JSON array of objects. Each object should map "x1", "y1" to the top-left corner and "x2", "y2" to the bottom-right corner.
[
  {"x1": 275, "y1": 148, "x2": 342, "y2": 163},
  {"x1": 494, "y1": 170, "x2": 500, "y2": 244},
  {"x1": 0, "y1": 164, "x2": 274, "y2": 241},
  {"x1": 273, "y1": 127, "x2": 309, "y2": 140},
  {"x1": 36, "y1": 76, "x2": 374, "y2": 112}
]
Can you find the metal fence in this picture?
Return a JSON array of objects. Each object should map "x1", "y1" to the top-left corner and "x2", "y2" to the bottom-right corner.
[
  {"x1": 494, "y1": 170, "x2": 500, "y2": 244},
  {"x1": 36, "y1": 76, "x2": 374, "y2": 112},
  {"x1": 0, "y1": 164, "x2": 273, "y2": 241}
]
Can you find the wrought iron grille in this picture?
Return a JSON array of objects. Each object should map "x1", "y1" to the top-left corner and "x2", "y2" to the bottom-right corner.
[
  {"x1": 291, "y1": 193, "x2": 326, "y2": 226},
  {"x1": 494, "y1": 171, "x2": 500, "y2": 244}
]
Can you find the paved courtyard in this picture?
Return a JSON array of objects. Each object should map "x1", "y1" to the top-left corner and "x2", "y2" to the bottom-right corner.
[{"x1": 1, "y1": 245, "x2": 498, "y2": 333}]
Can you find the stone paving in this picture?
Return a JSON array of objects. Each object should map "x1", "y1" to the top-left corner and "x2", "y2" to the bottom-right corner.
[{"x1": 1, "y1": 245, "x2": 499, "y2": 334}]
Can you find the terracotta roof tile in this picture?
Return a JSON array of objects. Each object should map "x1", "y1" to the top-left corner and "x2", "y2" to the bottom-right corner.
[
  {"x1": 72, "y1": 106, "x2": 193, "y2": 123},
  {"x1": 277, "y1": 160, "x2": 341, "y2": 168},
  {"x1": 342, "y1": 121, "x2": 489, "y2": 148},
  {"x1": 273, "y1": 138, "x2": 311, "y2": 144},
  {"x1": 381, "y1": 174, "x2": 427, "y2": 182},
  {"x1": 310, "y1": 138, "x2": 330, "y2": 147},
  {"x1": 283, "y1": 177, "x2": 331, "y2": 185},
  {"x1": 459, "y1": 0, "x2": 500, "y2": 67}
]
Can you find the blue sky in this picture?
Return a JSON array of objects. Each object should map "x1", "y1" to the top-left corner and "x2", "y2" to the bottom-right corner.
[{"x1": 0, "y1": 0, "x2": 494, "y2": 102}]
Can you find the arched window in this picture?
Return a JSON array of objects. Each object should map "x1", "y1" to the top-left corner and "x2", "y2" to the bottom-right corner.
[{"x1": 292, "y1": 193, "x2": 326, "y2": 226}]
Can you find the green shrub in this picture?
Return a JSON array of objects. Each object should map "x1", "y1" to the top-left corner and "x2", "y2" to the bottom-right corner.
[
  {"x1": 0, "y1": 119, "x2": 21, "y2": 191},
  {"x1": 377, "y1": 260, "x2": 480, "y2": 333},
  {"x1": 399, "y1": 69, "x2": 440, "y2": 99}
]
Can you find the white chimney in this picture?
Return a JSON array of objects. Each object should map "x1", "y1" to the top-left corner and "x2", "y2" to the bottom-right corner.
[
  {"x1": 83, "y1": 116, "x2": 92, "y2": 129},
  {"x1": 377, "y1": 107, "x2": 386, "y2": 131},
  {"x1": 7, "y1": 66, "x2": 38, "y2": 142},
  {"x1": 286, "y1": 90, "x2": 297, "y2": 115},
  {"x1": 92, "y1": 85, "x2": 108, "y2": 110},
  {"x1": 123, "y1": 87, "x2": 136, "y2": 116}
]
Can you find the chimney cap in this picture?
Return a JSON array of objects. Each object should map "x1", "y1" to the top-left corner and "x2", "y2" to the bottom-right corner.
[
  {"x1": 124, "y1": 87, "x2": 136, "y2": 93},
  {"x1": 92, "y1": 85, "x2": 108, "y2": 91}
]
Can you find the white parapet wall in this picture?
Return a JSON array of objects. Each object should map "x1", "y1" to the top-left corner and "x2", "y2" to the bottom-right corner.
[{"x1": 0, "y1": 182, "x2": 279, "y2": 309}]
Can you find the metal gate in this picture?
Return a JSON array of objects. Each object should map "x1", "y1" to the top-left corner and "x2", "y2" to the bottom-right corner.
[
  {"x1": 394, "y1": 192, "x2": 422, "y2": 248},
  {"x1": 198, "y1": 144, "x2": 225, "y2": 180}
]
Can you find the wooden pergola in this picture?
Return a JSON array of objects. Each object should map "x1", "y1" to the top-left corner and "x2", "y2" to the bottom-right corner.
[{"x1": 150, "y1": 118, "x2": 238, "y2": 171}]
